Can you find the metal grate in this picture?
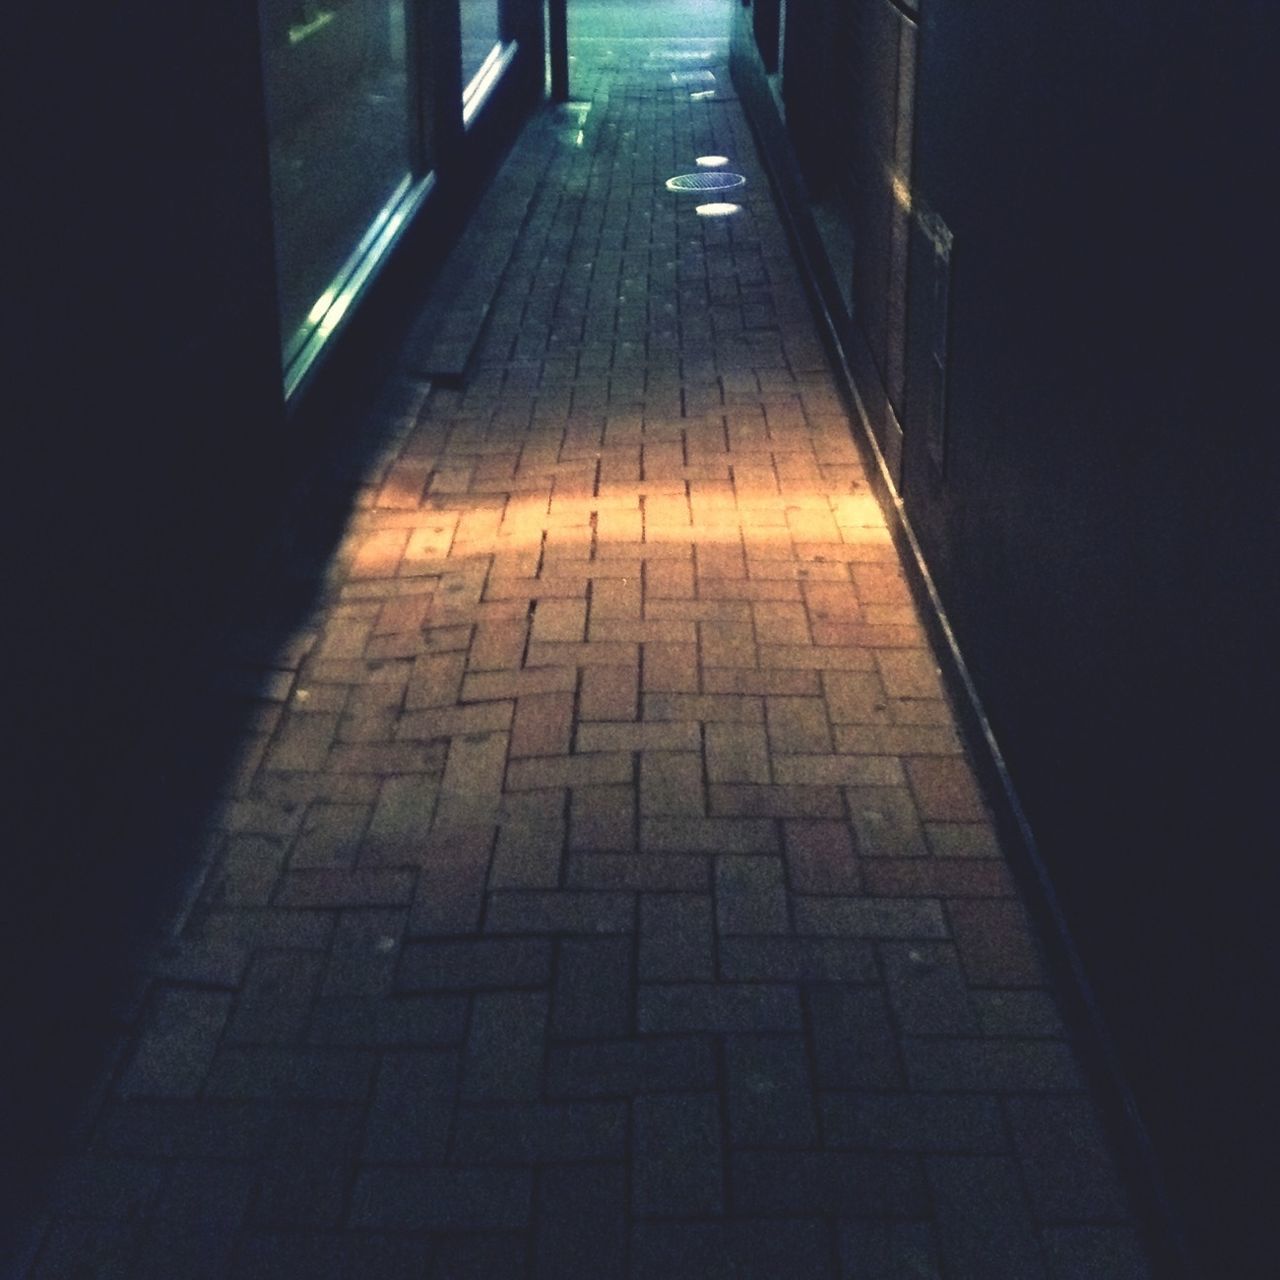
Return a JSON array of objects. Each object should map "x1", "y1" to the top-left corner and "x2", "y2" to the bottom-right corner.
[{"x1": 665, "y1": 172, "x2": 746, "y2": 193}]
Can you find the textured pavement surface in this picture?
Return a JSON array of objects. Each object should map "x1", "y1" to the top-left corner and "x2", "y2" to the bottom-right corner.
[{"x1": 19, "y1": 30, "x2": 1156, "y2": 1280}]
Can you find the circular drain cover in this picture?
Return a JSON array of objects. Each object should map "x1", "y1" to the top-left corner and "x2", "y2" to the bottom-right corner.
[{"x1": 665, "y1": 171, "x2": 746, "y2": 192}]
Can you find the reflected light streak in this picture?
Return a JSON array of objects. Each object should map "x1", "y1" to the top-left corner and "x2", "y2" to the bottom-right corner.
[
  {"x1": 695, "y1": 202, "x2": 742, "y2": 217},
  {"x1": 289, "y1": 11, "x2": 335, "y2": 46}
]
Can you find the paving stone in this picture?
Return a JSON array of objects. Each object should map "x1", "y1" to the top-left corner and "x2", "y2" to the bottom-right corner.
[
  {"x1": 28, "y1": 1219, "x2": 141, "y2": 1280},
  {"x1": 552, "y1": 935, "x2": 633, "y2": 1038},
  {"x1": 453, "y1": 1101, "x2": 627, "y2": 1165},
  {"x1": 794, "y1": 895, "x2": 947, "y2": 938},
  {"x1": 409, "y1": 848, "x2": 492, "y2": 937},
  {"x1": 639, "y1": 749, "x2": 706, "y2": 816},
  {"x1": 773, "y1": 753, "x2": 905, "y2": 787},
  {"x1": 903, "y1": 1038, "x2": 1083, "y2": 1092},
  {"x1": 879, "y1": 940, "x2": 979, "y2": 1034},
  {"x1": 905, "y1": 756, "x2": 986, "y2": 822},
  {"x1": 642, "y1": 640, "x2": 700, "y2": 692},
  {"x1": 820, "y1": 1092, "x2": 1006, "y2": 1154},
  {"x1": 724, "y1": 1034, "x2": 817, "y2": 1147},
  {"x1": 510, "y1": 690, "x2": 574, "y2": 757},
  {"x1": 1041, "y1": 1226, "x2": 1154, "y2": 1280},
  {"x1": 638, "y1": 982, "x2": 801, "y2": 1033},
  {"x1": 927, "y1": 1155, "x2": 1049, "y2": 1280},
  {"x1": 546, "y1": 1036, "x2": 718, "y2": 1098},
  {"x1": 569, "y1": 783, "x2": 634, "y2": 851},
  {"x1": 971, "y1": 989, "x2": 1066, "y2": 1038},
  {"x1": 643, "y1": 691, "x2": 764, "y2": 722},
  {"x1": 638, "y1": 893, "x2": 715, "y2": 981},
  {"x1": 143, "y1": 939, "x2": 251, "y2": 990},
  {"x1": 120, "y1": 988, "x2": 232, "y2": 1099},
  {"x1": 307, "y1": 993, "x2": 468, "y2": 1046},
  {"x1": 321, "y1": 908, "x2": 405, "y2": 998},
  {"x1": 837, "y1": 1222, "x2": 943, "y2": 1280},
  {"x1": 579, "y1": 663, "x2": 639, "y2": 720},
  {"x1": 396, "y1": 698, "x2": 514, "y2": 741},
  {"x1": 924, "y1": 821, "x2": 1001, "y2": 858},
  {"x1": 275, "y1": 868, "x2": 415, "y2": 908},
  {"x1": 567, "y1": 852, "x2": 708, "y2": 891},
  {"x1": 435, "y1": 730, "x2": 509, "y2": 828},
  {"x1": 204, "y1": 1047, "x2": 376, "y2": 1104},
  {"x1": 227, "y1": 950, "x2": 324, "y2": 1044},
  {"x1": 506, "y1": 750, "x2": 633, "y2": 791},
  {"x1": 846, "y1": 785, "x2": 928, "y2": 858},
  {"x1": 948, "y1": 898, "x2": 1046, "y2": 986},
  {"x1": 641, "y1": 815, "x2": 779, "y2": 854},
  {"x1": 461, "y1": 989, "x2": 548, "y2": 1101},
  {"x1": 131, "y1": 1220, "x2": 242, "y2": 1280},
  {"x1": 863, "y1": 857, "x2": 1013, "y2": 897},
  {"x1": 490, "y1": 818, "x2": 564, "y2": 888},
  {"x1": 730, "y1": 1149, "x2": 928, "y2": 1217},
  {"x1": 709, "y1": 782, "x2": 844, "y2": 818},
  {"x1": 784, "y1": 818, "x2": 861, "y2": 893},
  {"x1": 808, "y1": 986, "x2": 903, "y2": 1088},
  {"x1": 533, "y1": 1163, "x2": 627, "y2": 1279},
  {"x1": 351, "y1": 1166, "x2": 532, "y2": 1231},
  {"x1": 633, "y1": 1092, "x2": 724, "y2": 1215},
  {"x1": 428, "y1": 1232, "x2": 528, "y2": 1278},
  {"x1": 715, "y1": 854, "x2": 790, "y2": 934},
  {"x1": 398, "y1": 937, "x2": 552, "y2": 991},
  {"x1": 875, "y1": 650, "x2": 945, "y2": 699},
  {"x1": 363, "y1": 774, "x2": 440, "y2": 863},
  {"x1": 362, "y1": 1048, "x2": 458, "y2": 1162},
  {"x1": 705, "y1": 721, "x2": 771, "y2": 784},
  {"x1": 288, "y1": 802, "x2": 370, "y2": 869},
  {"x1": 718, "y1": 936, "x2": 878, "y2": 983},
  {"x1": 51, "y1": 1154, "x2": 166, "y2": 1221},
  {"x1": 483, "y1": 889, "x2": 635, "y2": 934},
  {"x1": 766, "y1": 695, "x2": 833, "y2": 752},
  {"x1": 1005, "y1": 1094, "x2": 1131, "y2": 1222},
  {"x1": 631, "y1": 1220, "x2": 832, "y2": 1280},
  {"x1": 243, "y1": 1105, "x2": 356, "y2": 1226}
]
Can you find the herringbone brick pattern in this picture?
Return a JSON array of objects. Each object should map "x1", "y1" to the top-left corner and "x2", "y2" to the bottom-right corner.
[{"x1": 23, "y1": 38, "x2": 1154, "y2": 1280}]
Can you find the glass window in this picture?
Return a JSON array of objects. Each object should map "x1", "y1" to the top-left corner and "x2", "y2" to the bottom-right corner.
[
  {"x1": 460, "y1": 0, "x2": 504, "y2": 118},
  {"x1": 259, "y1": 1, "x2": 414, "y2": 368}
]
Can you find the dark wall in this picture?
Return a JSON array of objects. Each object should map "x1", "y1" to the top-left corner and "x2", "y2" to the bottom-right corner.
[
  {"x1": 898, "y1": 2, "x2": 1276, "y2": 1273},
  {"x1": 736, "y1": 0, "x2": 1276, "y2": 1272},
  {"x1": 6, "y1": 3, "x2": 544, "y2": 1244},
  {"x1": 7, "y1": 2, "x2": 287, "y2": 1205}
]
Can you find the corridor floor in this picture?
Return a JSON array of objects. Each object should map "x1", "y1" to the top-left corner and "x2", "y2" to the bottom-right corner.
[{"x1": 22, "y1": 35, "x2": 1157, "y2": 1280}]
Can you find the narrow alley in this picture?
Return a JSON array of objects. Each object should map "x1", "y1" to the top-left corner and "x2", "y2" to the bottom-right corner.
[{"x1": 18, "y1": 27, "x2": 1157, "y2": 1280}]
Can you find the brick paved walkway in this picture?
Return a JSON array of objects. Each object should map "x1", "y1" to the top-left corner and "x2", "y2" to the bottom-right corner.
[{"x1": 22, "y1": 36, "x2": 1156, "y2": 1280}]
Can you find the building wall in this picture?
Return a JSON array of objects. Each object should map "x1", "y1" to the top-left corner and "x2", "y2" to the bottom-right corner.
[{"x1": 736, "y1": 1, "x2": 1277, "y2": 1272}]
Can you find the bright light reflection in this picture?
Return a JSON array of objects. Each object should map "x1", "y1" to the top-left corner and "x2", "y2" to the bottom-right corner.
[
  {"x1": 289, "y1": 11, "x2": 335, "y2": 46},
  {"x1": 463, "y1": 42, "x2": 506, "y2": 125},
  {"x1": 696, "y1": 156, "x2": 729, "y2": 168},
  {"x1": 689, "y1": 90, "x2": 716, "y2": 101},
  {"x1": 307, "y1": 287, "x2": 338, "y2": 326},
  {"x1": 695, "y1": 202, "x2": 742, "y2": 218}
]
